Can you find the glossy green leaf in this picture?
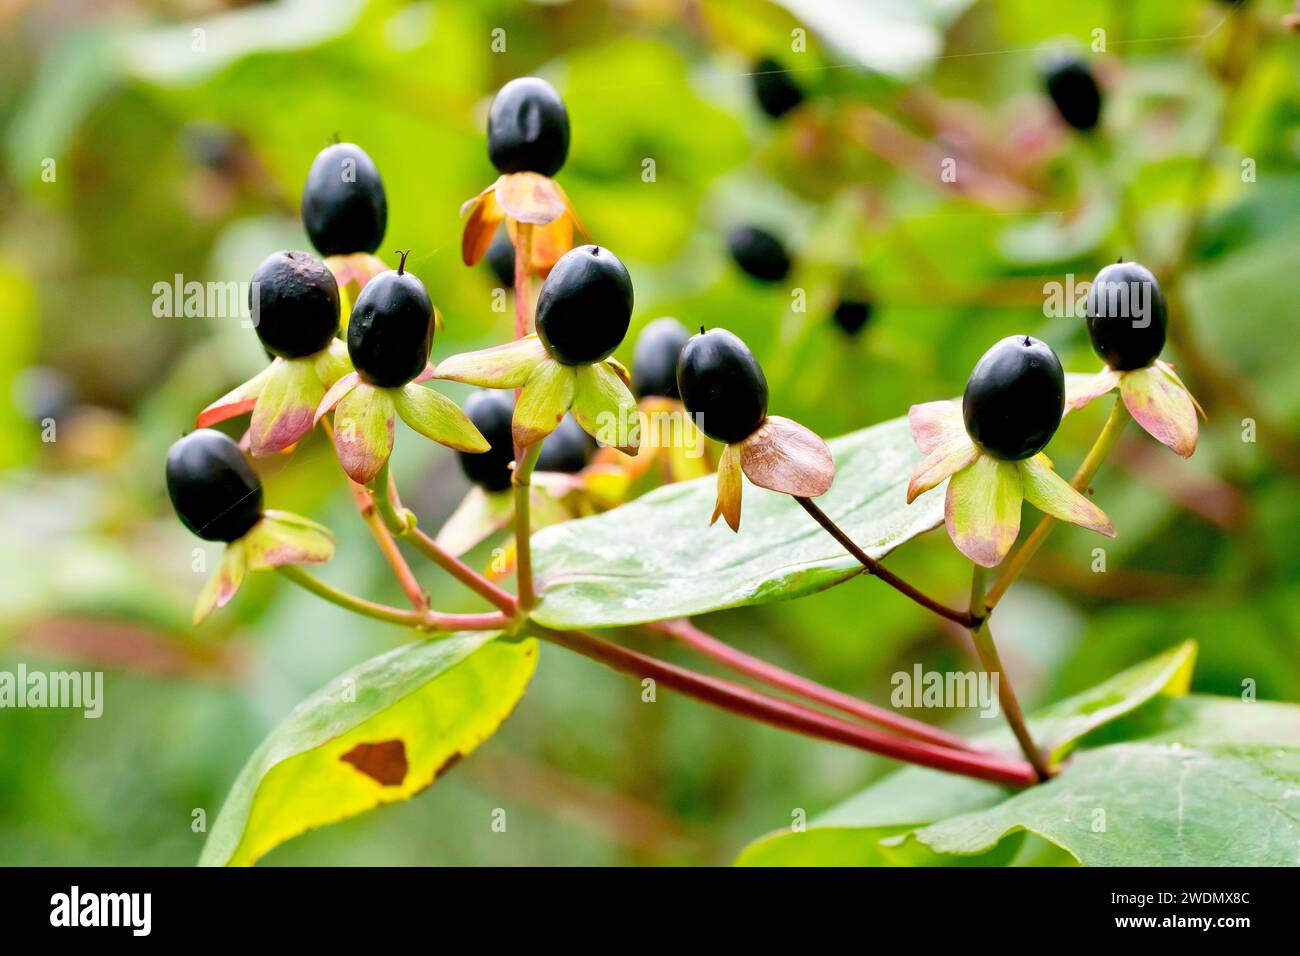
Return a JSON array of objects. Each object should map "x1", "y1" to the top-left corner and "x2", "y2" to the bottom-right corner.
[
  {"x1": 736, "y1": 642, "x2": 1300, "y2": 867},
  {"x1": 529, "y1": 416, "x2": 945, "y2": 629},
  {"x1": 200, "y1": 632, "x2": 536, "y2": 867}
]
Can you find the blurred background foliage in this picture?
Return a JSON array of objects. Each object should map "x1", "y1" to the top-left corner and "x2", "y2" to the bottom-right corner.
[{"x1": 1, "y1": 0, "x2": 1298, "y2": 865}]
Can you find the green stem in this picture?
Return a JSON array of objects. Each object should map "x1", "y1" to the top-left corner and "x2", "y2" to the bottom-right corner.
[
  {"x1": 967, "y1": 564, "x2": 1051, "y2": 781},
  {"x1": 513, "y1": 443, "x2": 543, "y2": 611},
  {"x1": 276, "y1": 565, "x2": 509, "y2": 632},
  {"x1": 366, "y1": 459, "x2": 414, "y2": 536},
  {"x1": 985, "y1": 394, "x2": 1129, "y2": 611}
]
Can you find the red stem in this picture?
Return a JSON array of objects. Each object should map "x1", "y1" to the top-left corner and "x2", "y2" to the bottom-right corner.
[
  {"x1": 541, "y1": 628, "x2": 1038, "y2": 788},
  {"x1": 645, "y1": 618, "x2": 983, "y2": 753},
  {"x1": 408, "y1": 527, "x2": 519, "y2": 616}
]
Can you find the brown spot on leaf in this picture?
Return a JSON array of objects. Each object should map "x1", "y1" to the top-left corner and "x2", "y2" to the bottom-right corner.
[{"x1": 341, "y1": 739, "x2": 408, "y2": 786}]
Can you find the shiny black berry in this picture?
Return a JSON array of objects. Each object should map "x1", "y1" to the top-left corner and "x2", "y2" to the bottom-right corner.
[
  {"x1": 962, "y1": 335, "x2": 1065, "y2": 461},
  {"x1": 166, "y1": 429, "x2": 263, "y2": 542},
  {"x1": 535, "y1": 245, "x2": 634, "y2": 366},
  {"x1": 728, "y1": 226, "x2": 791, "y2": 283},
  {"x1": 347, "y1": 251, "x2": 434, "y2": 388},
  {"x1": 537, "y1": 415, "x2": 595, "y2": 473},
  {"x1": 485, "y1": 229, "x2": 515, "y2": 289},
  {"x1": 751, "y1": 56, "x2": 804, "y2": 119},
  {"x1": 677, "y1": 328, "x2": 768, "y2": 444},
  {"x1": 301, "y1": 142, "x2": 387, "y2": 256},
  {"x1": 1043, "y1": 54, "x2": 1102, "y2": 132},
  {"x1": 459, "y1": 390, "x2": 515, "y2": 492},
  {"x1": 1085, "y1": 260, "x2": 1167, "y2": 371},
  {"x1": 249, "y1": 250, "x2": 340, "y2": 359},
  {"x1": 831, "y1": 297, "x2": 873, "y2": 336},
  {"x1": 630, "y1": 317, "x2": 690, "y2": 400},
  {"x1": 487, "y1": 77, "x2": 570, "y2": 177}
]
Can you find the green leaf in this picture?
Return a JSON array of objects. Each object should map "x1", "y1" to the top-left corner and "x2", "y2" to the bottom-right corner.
[
  {"x1": 199, "y1": 632, "x2": 536, "y2": 867},
  {"x1": 736, "y1": 642, "x2": 1300, "y2": 867},
  {"x1": 529, "y1": 416, "x2": 945, "y2": 629}
]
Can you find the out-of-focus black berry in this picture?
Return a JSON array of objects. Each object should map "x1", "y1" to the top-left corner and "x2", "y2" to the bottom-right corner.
[
  {"x1": 1085, "y1": 260, "x2": 1167, "y2": 371},
  {"x1": 751, "y1": 56, "x2": 805, "y2": 119},
  {"x1": 537, "y1": 415, "x2": 595, "y2": 473},
  {"x1": 166, "y1": 429, "x2": 263, "y2": 542},
  {"x1": 728, "y1": 226, "x2": 791, "y2": 283},
  {"x1": 677, "y1": 328, "x2": 768, "y2": 444},
  {"x1": 486, "y1": 229, "x2": 515, "y2": 289},
  {"x1": 347, "y1": 251, "x2": 434, "y2": 388},
  {"x1": 962, "y1": 335, "x2": 1065, "y2": 461},
  {"x1": 831, "y1": 298, "x2": 873, "y2": 336},
  {"x1": 630, "y1": 317, "x2": 690, "y2": 400},
  {"x1": 249, "y1": 250, "x2": 340, "y2": 359},
  {"x1": 487, "y1": 77, "x2": 570, "y2": 177},
  {"x1": 459, "y1": 389, "x2": 515, "y2": 492},
  {"x1": 301, "y1": 142, "x2": 388, "y2": 256},
  {"x1": 1043, "y1": 54, "x2": 1102, "y2": 132},
  {"x1": 535, "y1": 245, "x2": 634, "y2": 366}
]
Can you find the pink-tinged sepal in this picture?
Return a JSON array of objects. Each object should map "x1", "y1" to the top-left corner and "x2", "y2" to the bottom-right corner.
[
  {"x1": 433, "y1": 335, "x2": 549, "y2": 389},
  {"x1": 945, "y1": 454, "x2": 1023, "y2": 567},
  {"x1": 393, "y1": 383, "x2": 490, "y2": 453},
  {"x1": 197, "y1": 362, "x2": 277, "y2": 428},
  {"x1": 314, "y1": 371, "x2": 360, "y2": 425},
  {"x1": 737, "y1": 416, "x2": 834, "y2": 497},
  {"x1": 193, "y1": 541, "x2": 247, "y2": 625},
  {"x1": 242, "y1": 510, "x2": 335, "y2": 570},
  {"x1": 248, "y1": 357, "x2": 324, "y2": 457},
  {"x1": 1017, "y1": 454, "x2": 1115, "y2": 537},
  {"x1": 908, "y1": 400, "x2": 966, "y2": 454},
  {"x1": 325, "y1": 253, "x2": 388, "y2": 327},
  {"x1": 1065, "y1": 366, "x2": 1121, "y2": 411},
  {"x1": 907, "y1": 435, "x2": 980, "y2": 504},
  {"x1": 711, "y1": 442, "x2": 744, "y2": 532},
  {"x1": 1120, "y1": 362, "x2": 1199, "y2": 458},
  {"x1": 331, "y1": 382, "x2": 396, "y2": 484}
]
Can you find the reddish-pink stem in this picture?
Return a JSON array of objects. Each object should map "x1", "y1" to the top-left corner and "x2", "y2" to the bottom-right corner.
[
  {"x1": 541, "y1": 628, "x2": 1038, "y2": 788},
  {"x1": 408, "y1": 527, "x2": 519, "y2": 616},
  {"x1": 645, "y1": 618, "x2": 982, "y2": 753}
]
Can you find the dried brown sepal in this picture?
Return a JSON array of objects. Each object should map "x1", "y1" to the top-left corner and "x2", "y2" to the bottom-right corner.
[
  {"x1": 711, "y1": 442, "x2": 743, "y2": 532},
  {"x1": 737, "y1": 415, "x2": 835, "y2": 498}
]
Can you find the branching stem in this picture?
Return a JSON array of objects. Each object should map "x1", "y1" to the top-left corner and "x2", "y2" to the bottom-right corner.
[
  {"x1": 540, "y1": 627, "x2": 1038, "y2": 788},
  {"x1": 645, "y1": 618, "x2": 984, "y2": 753}
]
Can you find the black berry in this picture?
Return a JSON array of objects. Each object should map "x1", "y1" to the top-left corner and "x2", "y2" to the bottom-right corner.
[
  {"x1": 459, "y1": 390, "x2": 515, "y2": 492},
  {"x1": 347, "y1": 251, "x2": 434, "y2": 388},
  {"x1": 535, "y1": 245, "x2": 634, "y2": 366},
  {"x1": 166, "y1": 429, "x2": 263, "y2": 542},
  {"x1": 537, "y1": 415, "x2": 595, "y2": 473},
  {"x1": 249, "y1": 250, "x2": 340, "y2": 359},
  {"x1": 487, "y1": 77, "x2": 570, "y2": 177},
  {"x1": 301, "y1": 142, "x2": 388, "y2": 256},
  {"x1": 1085, "y1": 260, "x2": 1167, "y2": 371},
  {"x1": 1043, "y1": 54, "x2": 1102, "y2": 132},
  {"x1": 728, "y1": 226, "x2": 791, "y2": 283},
  {"x1": 630, "y1": 317, "x2": 690, "y2": 400},
  {"x1": 485, "y1": 229, "x2": 515, "y2": 289},
  {"x1": 677, "y1": 328, "x2": 768, "y2": 444},
  {"x1": 962, "y1": 335, "x2": 1065, "y2": 461},
  {"x1": 831, "y1": 297, "x2": 873, "y2": 336},
  {"x1": 751, "y1": 56, "x2": 804, "y2": 119}
]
